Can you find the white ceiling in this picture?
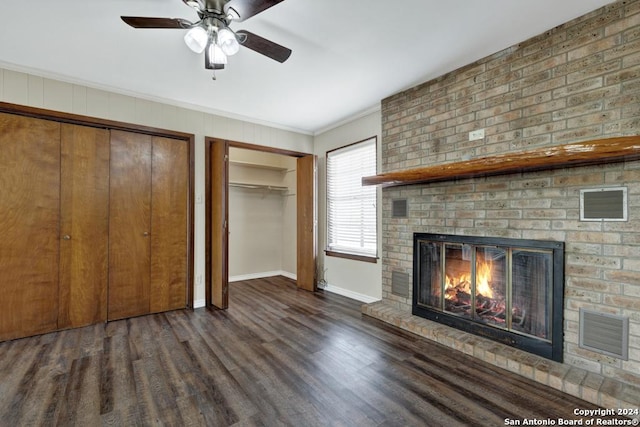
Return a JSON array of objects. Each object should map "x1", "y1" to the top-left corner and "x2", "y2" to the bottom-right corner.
[{"x1": 0, "y1": 0, "x2": 614, "y2": 135}]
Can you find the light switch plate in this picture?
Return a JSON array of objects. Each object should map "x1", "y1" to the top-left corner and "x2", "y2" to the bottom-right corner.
[{"x1": 469, "y1": 129, "x2": 485, "y2": 141}]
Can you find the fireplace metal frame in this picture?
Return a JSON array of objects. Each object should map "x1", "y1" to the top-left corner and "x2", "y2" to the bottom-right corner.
[{"x1": 412, "y1": 233, "x2": 565, "y2": 362}]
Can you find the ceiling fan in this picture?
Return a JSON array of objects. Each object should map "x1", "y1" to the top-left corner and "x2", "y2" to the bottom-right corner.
[{"x1": 121, "y1": 0, "x2": 291, "y2": 76}]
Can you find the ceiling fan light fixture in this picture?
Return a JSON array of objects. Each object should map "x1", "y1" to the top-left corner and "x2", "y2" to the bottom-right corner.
[
  {"x1": 184, "y1": 26, "x2": 208, "y2": 53},
  {"x1": 121, "y1": 0, "x2": 293, "y2": 73},
  {"x1": 184, "y1": 0, "x2": 204, "y2": 10},
  {"x1": 226, "y1": 7, "x2": 240, "y2": 21},
  {"x1": 209, "y1": 44, "x2": 228, "y2": 65},
  {"x1": 217, "y1": 28, "x2": 240, "y2": 56}
]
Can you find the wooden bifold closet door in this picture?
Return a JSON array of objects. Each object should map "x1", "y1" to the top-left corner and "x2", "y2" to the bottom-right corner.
[
  {"x1": 108, "y1": 130, "x2": 188, "y2": 321},
  {"x1": 0, "y1": 113, "x2": 61, "y2": 341},
  {"x1": 58, "y1": 124, "x2": 110, "y2": 329},
  {"x1": 0, "y1": 112, "x2": 189, "y2": 341},
  {"x1": 149, "y1": 136, "x2": 189, "y2": 313},
  {"x1": 0, "y1": 116, "x2": 111, "y2": 339}
]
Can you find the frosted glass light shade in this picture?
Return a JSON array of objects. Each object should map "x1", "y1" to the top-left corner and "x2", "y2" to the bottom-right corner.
[
  {"x1": 217, "y1": 28, "x2": 240, "y2": 56},
  {"x1": 184, "y1": 26, "x2": 208, "y2": 53},
  {"x1": 209, "y1": 44, "x2": 228, "y2": 64},
  {"x1": 184, "y1": 0, "x2": 204, "y2": 10}
]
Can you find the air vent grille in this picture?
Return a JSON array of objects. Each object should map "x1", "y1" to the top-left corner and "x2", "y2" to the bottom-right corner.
[
  {"x1": 580, "y1": 187, "x2": 627, "y2": 221},
  {"x1": 579, "y1": 309, "x2": 628, "y2": 360},
  {"x1": 391, "y1": 271, "x2": 410, "y2": 298},
  {"x1": 392, "y1": 199, "x2": 408, "y2": 218}
]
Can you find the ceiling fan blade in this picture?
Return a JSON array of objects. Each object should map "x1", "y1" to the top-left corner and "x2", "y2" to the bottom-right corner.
[
  {"x1": 224, "y1": 0, "x2": 285, "y2": 22},
  {"x1": 236, "y1": 30, "x2": 291, "y2": 63},
  {"x1": 121, "y1": 16, "x2": 193, "y2": 29}
]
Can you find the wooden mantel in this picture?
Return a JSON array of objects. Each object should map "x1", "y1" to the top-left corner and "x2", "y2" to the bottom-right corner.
[{"x1": 363, "y1": 136, "x2": 640, "y2": 187}]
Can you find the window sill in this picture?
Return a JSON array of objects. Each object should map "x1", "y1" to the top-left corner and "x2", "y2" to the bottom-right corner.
[{"x1": 325, "y1": 250, "x2": 378, "y2": 264}]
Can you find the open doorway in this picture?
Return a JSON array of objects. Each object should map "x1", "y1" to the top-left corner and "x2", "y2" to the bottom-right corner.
[{"x1": 205, "y1": 138, "x2": 316, "y2": 309}]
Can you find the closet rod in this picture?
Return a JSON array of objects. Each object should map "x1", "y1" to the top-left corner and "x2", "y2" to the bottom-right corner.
[{"x1": 229, "y1": 182, "x2": 288, "y2": 192}]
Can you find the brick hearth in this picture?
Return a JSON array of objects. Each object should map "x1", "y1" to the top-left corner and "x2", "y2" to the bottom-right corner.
[{"x1": 362, "y1": 301, "x2": 640, "y2": 410}]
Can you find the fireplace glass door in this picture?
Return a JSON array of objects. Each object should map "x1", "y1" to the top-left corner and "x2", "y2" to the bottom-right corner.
[
  {"x1": 416, "y1": 236, "x2": 558, "y2": 344},
  {"x1": 512, "y1": 249, "x2": 552, "y2": 340}
]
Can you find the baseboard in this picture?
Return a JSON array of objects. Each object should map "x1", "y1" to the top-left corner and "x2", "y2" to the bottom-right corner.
[
  {"x1": 323, "y1": 283, "x2": 381, "y2": 304},
  {"x1": 279, "y1": 270, "x2": 297, "y2": 281},
  {"x1": 195, "y1": 277, "x2": 377, "y2": 306},
  {"x1": 229, "y1": 270, "x2": 297, "y2": 282}
]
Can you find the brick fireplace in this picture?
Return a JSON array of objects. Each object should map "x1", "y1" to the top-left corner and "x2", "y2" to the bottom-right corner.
[{"x1": 362, "y1": 0, "x2": 640, "y2": 410}]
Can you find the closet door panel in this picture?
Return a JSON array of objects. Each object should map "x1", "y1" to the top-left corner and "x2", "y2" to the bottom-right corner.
[
  {"x1": 0, "y1": 113, "x2": 61, "y2": 340},
  {"x1": 297, "y1": 154, "x2": 316, "y2": 292},
  {"x1": 58, "y1": 124, "x2": 110, "y2": 329},
  {"x1": 209, "y1": 139, "x2": 229, "y2": 309},
  {"x1": 150, "y1": 136, "x2": 188, "y2": 312},
  {"x1": 108, "y1": 130, "x2": 152, "y2": 320}
]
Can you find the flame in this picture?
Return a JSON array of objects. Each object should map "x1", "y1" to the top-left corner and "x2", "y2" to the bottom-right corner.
[
  {"x1": 444, "y1": 260, "x2": 494, "y2": 299},
  {"x1": 476, "y1": 261, "x2": 494, "y2": 298}
]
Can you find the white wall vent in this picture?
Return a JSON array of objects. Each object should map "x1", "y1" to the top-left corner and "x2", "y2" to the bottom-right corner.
[
  {"x1": 580, "y1": 187, "x2": 627, "y2": 221},
  {"x1": 579, "y1": 309, "x2": 629, "y2": 360}
]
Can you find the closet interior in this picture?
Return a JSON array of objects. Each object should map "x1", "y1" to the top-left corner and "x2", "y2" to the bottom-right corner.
[{"x1": 228, "y1": 147, "x2": 297, "y2": 280}]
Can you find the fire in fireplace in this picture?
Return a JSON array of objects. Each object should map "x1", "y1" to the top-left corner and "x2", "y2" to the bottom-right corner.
[{"x1": 413, "y1": 233, "x2": 564, "y2": 361}]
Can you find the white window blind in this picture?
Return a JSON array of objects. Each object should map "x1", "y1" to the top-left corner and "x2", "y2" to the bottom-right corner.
[{"x1": 326, "y1": 138, "x2": 377, "y2": 258}]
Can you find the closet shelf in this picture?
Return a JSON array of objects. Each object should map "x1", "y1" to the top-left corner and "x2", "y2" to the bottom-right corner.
[
  {"x1": 229, "y1": 160, "x2": 288, "y2": 172},
  {"x1": 229, "y1": 182, "x2": 289, "y2": 192}
]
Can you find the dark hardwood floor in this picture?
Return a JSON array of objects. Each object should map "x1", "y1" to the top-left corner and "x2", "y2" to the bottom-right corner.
[{"x1": 0, "y1": 276, "x2": 610, "y2": 426}]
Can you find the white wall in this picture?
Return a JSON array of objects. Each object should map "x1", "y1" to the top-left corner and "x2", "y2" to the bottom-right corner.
[
  {"x1": 313, "y1": 110, "x2": 383, "y2": 302},
  {"x1": 228, "y1": 187, "x2": 286, "y2": 277},
  {"x1": 0, "y1": 67, "x2": 313, "y2": 308}
]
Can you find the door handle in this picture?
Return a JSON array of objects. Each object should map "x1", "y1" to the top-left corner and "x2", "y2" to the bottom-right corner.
[
  {"x1": 62, "y1": 235, "x2": 71, "y2": 240},
  {"x1": 143, "y1": 231, "x2": 150, "y2": 237}
]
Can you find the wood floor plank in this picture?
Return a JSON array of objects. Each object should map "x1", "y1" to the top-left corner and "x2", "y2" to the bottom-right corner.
[
  {"x1": 102, "y1": 333, "x2": 138, "y2": 414},
  {"x1": 0, "y1": 276, "x2": 620, "y2": 426},
  {"x1": 56, "y1": 355, "x2": 103, "y2": 426},
  {"x1": 3, "y1": 341, "x2": 53, "y2": 425},
  {"x1": 180, "y1": 337, "x2": 253, "y2": 424},
  {"x1": 260, "y1": 339, "x2": 383, "y2": 426},
  {"x1": 174, "y1": 394, "x2": 208, "y2": 426},
  {"x1": 132, "y1": 357, "x2": 171, "y2": 425}
]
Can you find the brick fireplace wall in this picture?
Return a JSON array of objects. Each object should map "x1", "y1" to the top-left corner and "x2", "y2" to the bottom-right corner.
[{"x1": 376, "y1": 0, "x2": 640, "y2": 393}]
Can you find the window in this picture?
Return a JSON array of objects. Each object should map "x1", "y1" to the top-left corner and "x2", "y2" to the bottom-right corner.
[{"x1": 326, "y1": 137, "x2": 377, "y2": 260}]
